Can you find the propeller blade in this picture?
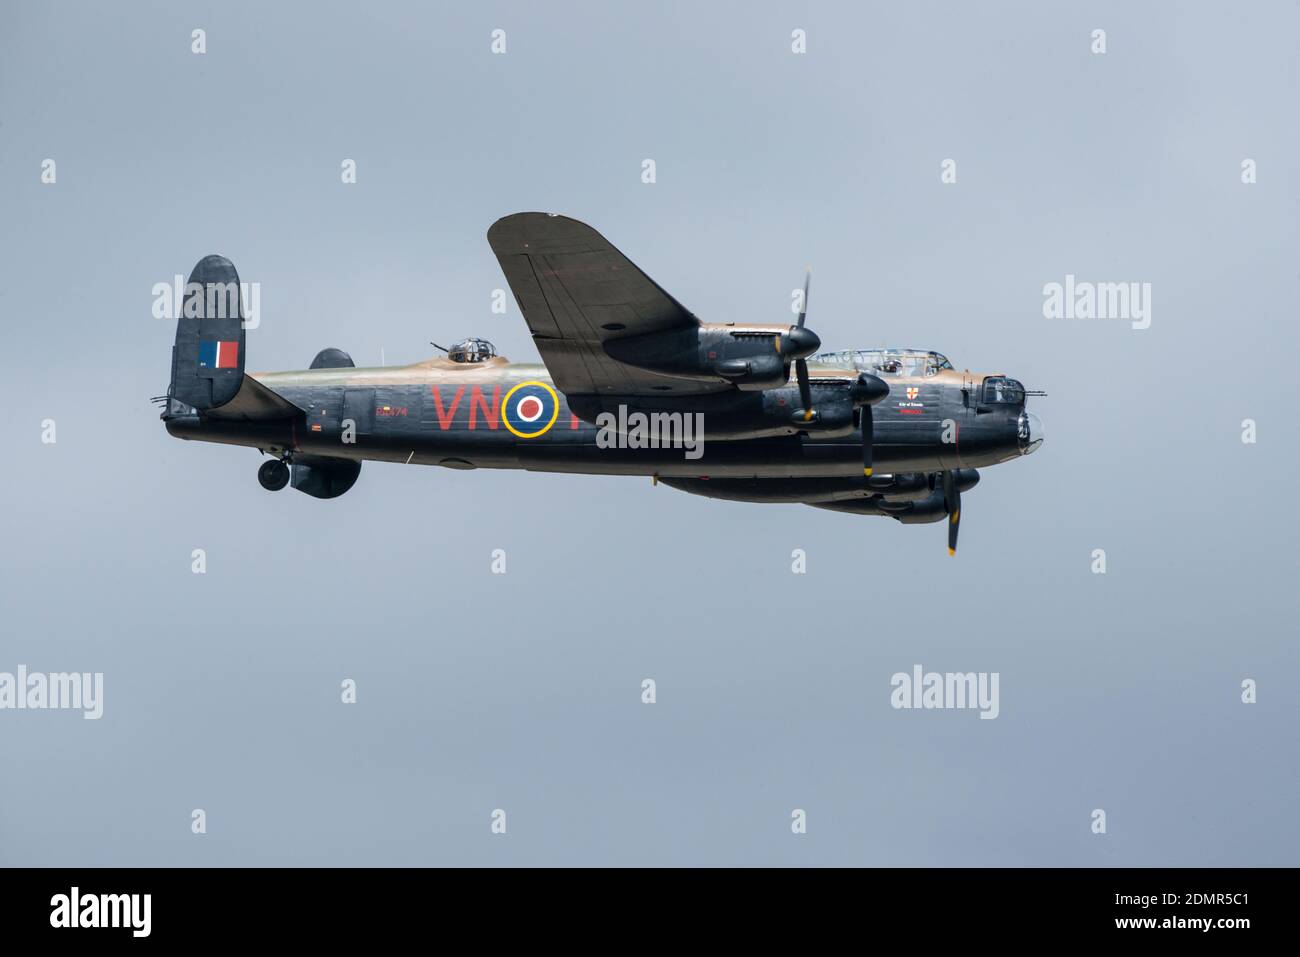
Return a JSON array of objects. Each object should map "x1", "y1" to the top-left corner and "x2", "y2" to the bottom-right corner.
[
  {"x1": 795, "y1": 358, "x2": 813, "y2": 421},
  {"x1": 861, "y1": 405, "x2": 874, "y2": 476},
  {"x1": 941, "y1": 469, "x2": 960, "y2": 556},
  {"x1": 796, "y1": 268, "x2": 810, "y2": 328}
]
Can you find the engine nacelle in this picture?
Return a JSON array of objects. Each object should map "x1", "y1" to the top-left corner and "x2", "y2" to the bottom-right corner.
[
  {"x1": 864, "y1": 472, "x2": 931, "y2": 499},
  {"x1": 812, "y1": 489, "x2": 946, "y2": 523},
  {"x1": 760, "y1": 386, "x2": 855, "y2": 436},
  {"x1": 602, "y1": 324, "x2": 818, "y2": 392},
  {"x1": 890, "y1": 489, "x2": 949, "y2": 524},
  {"x1": 570, "y1": 376, "x2": 864, "y2": 441},
  {"x1": 810, "y1": 468, "x2": 980, "y2": 522},
  {"x1": 713, "y1": 353, "x2": 787, "y2": 390}
]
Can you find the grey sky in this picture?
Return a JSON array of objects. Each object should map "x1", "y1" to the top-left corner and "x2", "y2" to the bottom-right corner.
[{"x1": 1, "y1": 0, "x2": 1296, "y2": 865}]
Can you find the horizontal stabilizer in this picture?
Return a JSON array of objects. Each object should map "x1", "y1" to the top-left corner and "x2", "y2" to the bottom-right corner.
[{"x1": 204, "y1": 375, "x2": 305, "y2": 421}]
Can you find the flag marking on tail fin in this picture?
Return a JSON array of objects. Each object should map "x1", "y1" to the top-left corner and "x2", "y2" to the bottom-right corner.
[{"x1": 198, "y1": 340, "x2": 239, "y2": 369}]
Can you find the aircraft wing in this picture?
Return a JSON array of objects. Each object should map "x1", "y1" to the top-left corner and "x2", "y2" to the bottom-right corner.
[{"x1": 487, "y1": 213, "x2": 729, "y2": 396}]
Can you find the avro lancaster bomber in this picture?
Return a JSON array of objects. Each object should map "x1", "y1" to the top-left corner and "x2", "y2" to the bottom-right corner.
[{"x1": 160, "y1": 213, "x2": 1043, "y2": 554}]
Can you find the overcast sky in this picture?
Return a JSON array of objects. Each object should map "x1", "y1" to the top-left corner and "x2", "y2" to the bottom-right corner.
[{"x1": 1, "y1": 0, "x2": 1296, "y2": 865}]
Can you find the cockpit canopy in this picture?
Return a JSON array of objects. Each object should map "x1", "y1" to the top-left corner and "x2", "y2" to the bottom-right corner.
[
  {"x1": 444, "y1": 338, "x2": 498, "y2": 363},
  {"x1": 815, "y1": 348, "x2": 954, "y2": 378}
]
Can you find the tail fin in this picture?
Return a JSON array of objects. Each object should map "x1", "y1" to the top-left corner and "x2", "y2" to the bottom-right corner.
[{"x1": 168, "y1": 255, "x2": 247, "y2": 410}]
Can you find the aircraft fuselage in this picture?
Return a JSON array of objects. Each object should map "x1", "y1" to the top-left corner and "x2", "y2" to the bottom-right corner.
[{"x1": 164, "y1": 357, "x2": 1038, "y2": 479}]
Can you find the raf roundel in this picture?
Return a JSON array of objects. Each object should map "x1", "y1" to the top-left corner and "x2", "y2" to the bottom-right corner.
[
  {"x1": 517, "y1": 396, "x2": 543, "y2": 422},
  {"x1": 501, "y1": 380, "x2": 560, "y2": 438}
]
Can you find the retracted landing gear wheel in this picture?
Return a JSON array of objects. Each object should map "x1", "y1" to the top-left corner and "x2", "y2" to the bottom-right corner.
[{"x1": 258, "y1": 459, "x2": 290, "y2": 491}]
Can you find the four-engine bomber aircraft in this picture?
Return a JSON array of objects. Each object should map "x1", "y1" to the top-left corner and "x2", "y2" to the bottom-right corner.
[{"x1": 160, "y1": 213, "x2": 1043, "y2": 553}]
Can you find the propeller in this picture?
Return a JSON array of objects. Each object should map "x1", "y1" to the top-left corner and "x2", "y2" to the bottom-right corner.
[
  {"x1": 861, "y1": 405, "x2": 874, "y2": 476},
  {"x1": 849, "y1": 373, "x2": 889, "y2": 477},
  {"x1": 788, "y1": 269, "x2": 818, "y2": 422},
  {"x1": 795, "y1": 267, "x2": 810, "y2": 328},
  {"x1": 795, "y1": 358, "x2": 813, "y2": 421},
  {"x1": 941, "y1": 469, "x2": 960, "y2": 556}
]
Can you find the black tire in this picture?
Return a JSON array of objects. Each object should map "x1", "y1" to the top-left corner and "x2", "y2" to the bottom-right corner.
[{"x1": 258, "y1": 459, "x2": 290, "y2": 491}]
